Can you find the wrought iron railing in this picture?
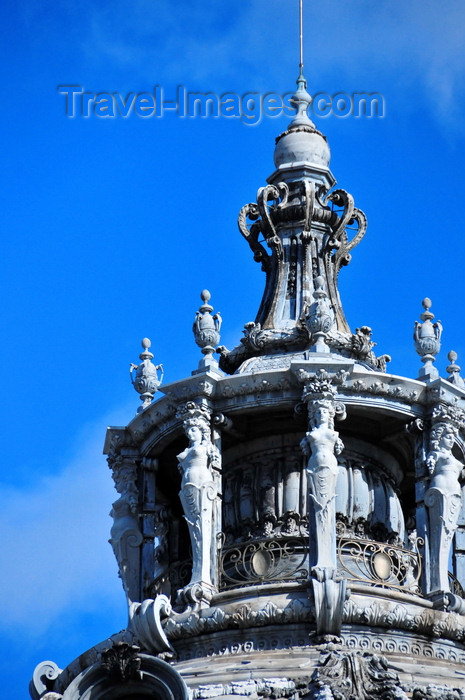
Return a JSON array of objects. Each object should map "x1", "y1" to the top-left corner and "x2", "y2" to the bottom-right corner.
[
  {"x1": 219, "y1": 536, "x2": 309, "y2": 590},
  {"x1": 218, "y1": 535, "x2": 425, "y2": 595},
  {"x1": 336, "y1": 537, "x2": 423, "y2": 594},
  {"x1": 147, "y1": 559, "x2": 192, "y2": 601},
  {"x1": 449, "y1": 571, "x2": 465, "y2": 598}
]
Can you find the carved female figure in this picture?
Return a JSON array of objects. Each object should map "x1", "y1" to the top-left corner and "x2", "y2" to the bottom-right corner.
[
  {"x1": 178, "y1": 421, "x2": 213, "y2": 490},
  {"x1": 301, "y1": 400, "x2": 344, "y2": 518},
  {"x1": 424, "y1": 421, "x2": 463, "y2": 593},
  {"x1": 301, "y1": 398, "x2": 344, "y2": 571},
  {"x1": 109, "y1": 460, "x2": 143, "y2": 605},
  {"x1": 177, "y1": 412, "x2": 219, "y2": 603}
]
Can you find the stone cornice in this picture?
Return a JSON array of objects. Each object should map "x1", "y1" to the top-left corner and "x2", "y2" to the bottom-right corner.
[{"x1": 104, "y1": 364, "x2": 465, "y2": 460}]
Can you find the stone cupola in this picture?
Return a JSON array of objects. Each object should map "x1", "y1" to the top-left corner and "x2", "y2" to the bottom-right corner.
[
  {"x1": 31, "y1": 67, "x2": 465, "y2": 700},
  {"x1": 218, "y1": 72, "x2": 388, "y2": 378}
]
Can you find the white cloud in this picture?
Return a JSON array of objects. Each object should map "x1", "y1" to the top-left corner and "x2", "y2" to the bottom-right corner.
[
  {"x1": 77, "y1": 0, "x2": 465, "y2": 127},
  {"x1": 0, "y1": 406, "x2": 133, "y2": 637}
]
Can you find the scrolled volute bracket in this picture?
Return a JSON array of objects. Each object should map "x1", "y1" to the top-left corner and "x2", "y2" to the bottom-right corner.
[
  {"x1": 30, "y1": 661, "x2": 63, "y2": 700},
  {"x1": 129, "y1": 595, "x2": 174, "y2": 655}
]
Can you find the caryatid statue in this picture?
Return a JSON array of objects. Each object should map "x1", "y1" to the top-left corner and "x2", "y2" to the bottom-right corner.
[
  {"x1": 109, "y1": 456, "x2": 143, "y2": 605},
  {"x1": 300, "y1": 376, "x2": 347, "y2": 636},
  {"x1": 301, "y1": 387, "x2": 345, "y2": 573},
  {"x1": 176, "y1": 404, "x2": 219, "y2": 606},
  {"x1": 425, "y1": 411, "x2": 464, "y2": 594}
]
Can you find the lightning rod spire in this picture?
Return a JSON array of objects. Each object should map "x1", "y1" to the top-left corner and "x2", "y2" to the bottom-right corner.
[{"x1": 289, "y1": 0, "x2": 314, "y2": 127}]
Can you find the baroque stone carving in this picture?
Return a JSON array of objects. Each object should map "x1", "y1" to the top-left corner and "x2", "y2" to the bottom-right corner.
[
  {"x1": 163, "y1": 597, "x2": 313, "y2": 642},
  {"x1": 446, "y1": 351, "x2": 465, "y2": 389},
  {"x1": 192, "y1": 677, "x2": 300, "y2": 698},
  {"x1": 176, "y1": 403, "x2": 220, "y2": 607},
  {"x1": 30, "y1": 661, "x2": 63, "y2": 700},
  {"x1": 219, "y1": 166, "x2": 370, "y2": 375},
  {"x1": 240, "y1": 321, "x2": 308, "y2": 355},
  {"x1": 60, "y1": 652, "x2": 189, "y2": 700},
  {"x1": 325, "y1": 328, "x2": 391, "y2": 372},
  {"x1": 341, "y1": 630, "x2": 465, "y2": 662},
  {"x1": 193, "y1": 289, "x2": 222, "y2": 373},
  {"x1": 311, "y1": 649, "x2": 407, "y2": 700},
  {"x1": 165, "y1": 378, "x2": 217, "y2": 404},
  {"x1": 412, "y1": 685, "x2": 465, "y2": 699},
  {"x1": 109, "y1": 455, "x2": 143, "y2": 604},
  {"x1": 348, "y1": 377, "x2": 419, "y2": 403},
  {"x1": 129, "y1": 595, "x2": 174, "y2": 655},
  {"x1": 300, "y1": 377, "x2": 347, "y2": 636},
  {"x1": 100, "y1": 641, "x2": 142, "y2": 683},
  {"x1": 130, "y1": 337, "x2": 164, "y2": 412},
  {"x1": 343, "y1": 598, "x2": 465, "y2": 642},
  {"x1": 425, "y1": 415, "x2": 464, "y2": 594},
  {"x1": 414, "y1": 298, "x2": 442, "y2": 381},
  {"x1": 176, "y1": 629, "x2": 312, "y2": 661},
  {"x1": 301, "y1": 388, "x2": 345, "y2": 567},
  {"x1": 304, "y1": 275, "x2": 335, "y2": 353}
]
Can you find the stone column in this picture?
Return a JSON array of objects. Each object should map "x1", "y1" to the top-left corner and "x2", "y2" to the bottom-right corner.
[
  {"x1": 408, "y1": 418, "x2": 430, "y2": 596},
  {"x1": 140, "y1": 457, "x2": 158, "y2": 599},
  {"x1": 453, "y1": 485, "x2": 465, "y2": 592},
  {"x1": 210, "y1": 414, "x2": 223, "y2": 591}
]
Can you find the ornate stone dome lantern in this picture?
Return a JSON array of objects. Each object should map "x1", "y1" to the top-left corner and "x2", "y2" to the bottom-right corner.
[{"x1": 31, "y1": 51, "x2": 465, "y2": 700}]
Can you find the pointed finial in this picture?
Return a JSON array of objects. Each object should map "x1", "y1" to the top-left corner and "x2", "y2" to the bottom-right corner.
[
  {"x1": 413, "y1": 298, "x2": 442, "y2": 381},
  {"x1": 420, "y1": 297, "x2": 434, "y2": 321},
  {"x1": 446, "y1": 350, "x2": 465, "y2": 389},
  {"x1": 199, "y1": 289, "x2": 213, "y2": 313},
  {"x1": 289, "y1": 0, "x2": 315, "y2": 128},
  {"x1": 140, "y1": 337, "x2": 153, "y2": 360},
  {"x1": 130, "y1": 338, "x2": 164, "y2": 413},
  {"x1": 192, "y1": 289, "x2": 222, "y2": 375}
]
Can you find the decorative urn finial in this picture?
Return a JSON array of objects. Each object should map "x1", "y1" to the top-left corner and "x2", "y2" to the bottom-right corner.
[
  {"x1": 192, "y1": 290, "x2": 222, "y2": 374},
  {"x1": 130, "y1": 338, "x2": 164, "y2": 413},
  {"x1": 306, "y1": 276, "x2": 335, "y2": 353},
  {"x1": 413, "y1": 298, "x2": 442, "y2": 381},
  {"x1": 446, "y1": 350, "x2": 465, "y2": 388}
]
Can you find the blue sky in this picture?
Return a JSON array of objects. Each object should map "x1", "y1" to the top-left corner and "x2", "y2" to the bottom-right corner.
[{"x1": 2, "y1": 1, "x2": 465, "y2": 697}]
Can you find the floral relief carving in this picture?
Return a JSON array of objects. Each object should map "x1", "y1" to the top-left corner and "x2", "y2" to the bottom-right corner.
[
  {"x1": 100, "y1": 641, "x2": 142, "y2": 683},
  {"x1": 163, "y1": 597, "x2": 313, "y2": 642}
]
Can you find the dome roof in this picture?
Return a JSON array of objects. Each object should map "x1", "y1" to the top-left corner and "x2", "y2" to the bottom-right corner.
[
  {"x1": 274, "y1": 123, "x2": 330, "y2": 168},
  {"x1": 273, "y1": 71, "x2": 331, "y2": 169}
]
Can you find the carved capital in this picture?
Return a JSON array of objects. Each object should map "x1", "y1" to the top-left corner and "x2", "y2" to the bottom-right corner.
[
  {"x1": 110, "y1": 455, "x2": 140, "y2": 512},
  {"x1": 100, "y1": 641, "x2": 142, "y2": 683}
]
